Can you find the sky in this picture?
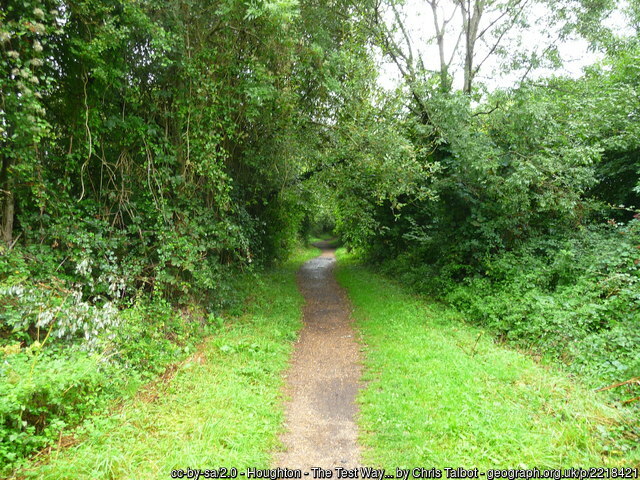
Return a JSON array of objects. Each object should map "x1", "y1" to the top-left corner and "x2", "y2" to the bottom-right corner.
[{"x1": 376, "y1": 0, "x2": 632, "y2": 92}]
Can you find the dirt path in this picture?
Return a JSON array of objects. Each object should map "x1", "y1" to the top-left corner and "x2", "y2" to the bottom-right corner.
[{"x1": 274, "y1": 242, "x2": 362, "y2": 469}]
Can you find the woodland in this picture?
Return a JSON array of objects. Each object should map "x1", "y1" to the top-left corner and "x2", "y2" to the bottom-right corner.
[{"x1": 1, "y1": 0, "x2": 639, "y2": 472}]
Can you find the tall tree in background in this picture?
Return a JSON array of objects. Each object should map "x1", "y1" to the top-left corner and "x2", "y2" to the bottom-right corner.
[{"x1": 371, "y1": 0, "x2": 615, "y2": 96}]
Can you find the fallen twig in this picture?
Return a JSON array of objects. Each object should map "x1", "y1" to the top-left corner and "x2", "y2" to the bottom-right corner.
[{"x1": 596, "y1": 377, "x2": 640, "y2": 392}]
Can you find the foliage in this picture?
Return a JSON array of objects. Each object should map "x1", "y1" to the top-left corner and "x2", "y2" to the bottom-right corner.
[
  {"x1": 329, "y1": 1, "x2": 640, "y2": 423},
  {"x1": 1, "y1": 0, "x2": 639, "y2": 471},
  {"x1": 0, "y1": 293, "x2": 217, "y2": 473},
  {"x1": 0, "y1": 348, "x2": 121, "y2": 468},
  {"x1": 1, "y1": 0, "x2": 374, "y2": 469},
  {"x1": 2, "y1": 0, "x2": 375, "y2": 302},
  {"x1": 10, "y1": 246, "x2": 314, "y2": 479},
  {"x1": 336, "y1": 250, "x2": 638, "y2": 467},
  {"x1": 441, "y1": 222, "x2": 640, "y2": 390}
]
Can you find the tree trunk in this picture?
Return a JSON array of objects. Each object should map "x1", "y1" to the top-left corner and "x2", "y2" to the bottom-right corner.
[
  {"x1": 1, "y1": 188, "x2": 14, "y2": 247},
  {"x1": 1, "y1": 154, "x2": 14, "y2": 247},
  {"x1": 428, "y1": 0, "x2": 451, "y2": 92},
  {"x1": 460, "y1": 0, "x2": 484, "y2": 94}
]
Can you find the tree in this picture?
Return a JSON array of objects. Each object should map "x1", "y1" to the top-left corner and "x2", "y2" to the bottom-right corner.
[
  {"x1": 371, "y1": 0, "x2": 615, "y2": 97},
  {"x1": 0, "y1": 1, "x2": 54, "y2": 247}
]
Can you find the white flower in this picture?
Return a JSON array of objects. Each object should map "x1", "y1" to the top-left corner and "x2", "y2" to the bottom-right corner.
[
  {"x1": 33, "y1": 40, "x2": 43, "y2": 53},
  {"x1": 7, "y1": 50, "x2": 19, "y2": 59},
  {"x1": 0, "y1": 32, "x2": 10, "y2": 43},
  {"x1": 34, "y1": 8, "x2": 45, "y2": 20}
]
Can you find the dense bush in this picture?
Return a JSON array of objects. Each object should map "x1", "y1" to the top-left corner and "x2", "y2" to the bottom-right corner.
[
  {"x1": 0, "y1": 235, "x2": 229, "y2": 472},
  {"x1": 329, "y1": 34, "x2": 640, "y2": 414},
  {"x1": 0, "y1": 283, "x2": 217, "y2": 472}
]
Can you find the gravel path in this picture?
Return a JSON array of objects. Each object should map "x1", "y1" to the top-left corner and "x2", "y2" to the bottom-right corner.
[{"x1": 274, "y1": 242, "x2": 362, "y2": 470}]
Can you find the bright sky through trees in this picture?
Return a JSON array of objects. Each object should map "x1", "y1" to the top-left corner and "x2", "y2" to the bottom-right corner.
[{"x1": 376, "y1": 0, "x2": 632, "y2": 91}]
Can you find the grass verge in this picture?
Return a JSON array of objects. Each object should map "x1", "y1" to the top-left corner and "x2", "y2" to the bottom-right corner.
[
  {"x1": 11, "y1": 246, "x2": 319, "y2": 479},
  {"x1": 335, "y1": 250, "x2": 638, "y2": 468}
]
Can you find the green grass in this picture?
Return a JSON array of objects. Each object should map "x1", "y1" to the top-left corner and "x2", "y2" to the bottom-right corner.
[
  {"x1": 309, "y1": 232, "x2": 334, "y2": 242},
  {"x1": 336, "y1": 250, "x2": 636, "y2": 468},
  {"x1": 12, "y1": 246, "x2": 319, "y2": 480},
  {"x1": 307, "y1": 233, "x2": 341, "y2": 248}
]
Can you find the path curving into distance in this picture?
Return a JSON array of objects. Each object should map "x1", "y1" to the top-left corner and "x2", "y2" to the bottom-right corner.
[{"x1": 274, "y1": 242, "x2": 362, "y2": 469}]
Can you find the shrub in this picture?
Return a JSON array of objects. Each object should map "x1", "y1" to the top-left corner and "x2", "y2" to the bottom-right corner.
[
  {"x1": 0, "y1": 347, "x2": 123, "y2": 468},
  {"x1": 380, "y1": 220, "x2": 640, "y2": 404}
]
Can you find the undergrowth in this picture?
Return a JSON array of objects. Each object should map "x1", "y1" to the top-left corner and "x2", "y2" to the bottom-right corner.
[
  {"x1": 0, "y1": 243, "x2": 316, "y2": 475},
  {"x1": 336, "y1": 250, "x2": 639, "y2": 467},
  {"x1": 375, "y1": 221, "x2": 640, "y2": 408},
  {"x1": 9, "y1": 246, "x2": 316, "y2": 479}
]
